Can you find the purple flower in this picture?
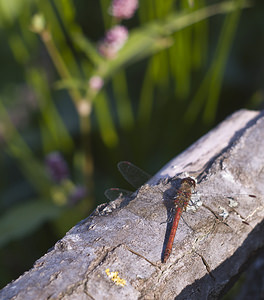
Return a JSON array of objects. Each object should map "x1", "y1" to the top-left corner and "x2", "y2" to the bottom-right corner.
[
  {"x1": 45, "y1": 152, "x2": 69, "y2": 183},
  {"x1": 98, "y1": 25, "x2": 128, "y2": 59},
  {"x1": 109, "y1": 0, "x2": 138, "y2": 20}
]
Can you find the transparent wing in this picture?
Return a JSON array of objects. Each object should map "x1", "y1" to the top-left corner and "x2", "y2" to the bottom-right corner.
[
  {"x1": 117, "y1": 161, "x2": 152, "y2": 189},
  {"x1": 104, "y1": 188, "x2": 133, "y2": 201},
  {"x1": 189, "y1": 191, "x2": 256, "y2": 206}
]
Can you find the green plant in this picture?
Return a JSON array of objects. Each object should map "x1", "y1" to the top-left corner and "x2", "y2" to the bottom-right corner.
[{"x1": 0, "y1": 0, "x2": 259, "y2": 287}]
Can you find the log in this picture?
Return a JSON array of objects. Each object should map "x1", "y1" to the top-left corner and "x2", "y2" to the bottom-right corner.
[{"x1": 1, "y1": 109, "x2": 264, "y2": 300}]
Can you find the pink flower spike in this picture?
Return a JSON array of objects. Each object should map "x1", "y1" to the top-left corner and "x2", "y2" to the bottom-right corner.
[
  {"x1": 98, "y1": 25, "x2": 128, "y2": 59},
  {"x1": 89, "y1": 76, "x2": 104, "y2": 91},
  {"x1": 110, "y1": 0, "x2": 138, "y2": 20}
]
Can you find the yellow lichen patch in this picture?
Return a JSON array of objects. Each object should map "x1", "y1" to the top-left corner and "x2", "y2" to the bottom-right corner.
[{"x1": 105, "y1": 268, "x2": 126, "y2": 287}]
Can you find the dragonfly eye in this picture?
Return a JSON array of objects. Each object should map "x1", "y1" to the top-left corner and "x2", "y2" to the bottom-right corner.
[
  {"x1": 190, "y1": 178, "x2": 196, "y2": 188},
  {"x1": 181, "y1": 177, "x2": 196, "y2": 188}
]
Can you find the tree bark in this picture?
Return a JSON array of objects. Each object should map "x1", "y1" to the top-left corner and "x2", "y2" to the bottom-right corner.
[{"x1": 1, "y1": 109, "x2": 264, "y2": 300}]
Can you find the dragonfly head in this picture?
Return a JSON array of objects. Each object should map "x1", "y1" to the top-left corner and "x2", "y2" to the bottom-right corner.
[{"x1": 180, "y1": 177, "x2": 196, "y2": 189}]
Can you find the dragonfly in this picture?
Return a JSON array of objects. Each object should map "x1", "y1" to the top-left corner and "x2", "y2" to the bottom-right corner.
[{"x1": 105, "y1": 161, "x2": 256, "y2": 263}]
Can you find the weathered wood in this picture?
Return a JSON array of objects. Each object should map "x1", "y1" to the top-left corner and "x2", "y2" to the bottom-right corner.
[{"x1": 1, "y1": 109, "x2": 264, "y2": 300}]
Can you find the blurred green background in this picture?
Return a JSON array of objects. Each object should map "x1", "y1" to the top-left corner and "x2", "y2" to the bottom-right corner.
[{"x1": 0, "y1": 0, "x2": 263, "y2": 290}]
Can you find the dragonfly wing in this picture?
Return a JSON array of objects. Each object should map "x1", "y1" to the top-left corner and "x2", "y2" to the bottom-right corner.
[
  {"x1": 104, "y1": 188, "x2": 133, "y2": 201},
  {"x1": 117, "y1": 161, "x2": 152, "y2": 189}
]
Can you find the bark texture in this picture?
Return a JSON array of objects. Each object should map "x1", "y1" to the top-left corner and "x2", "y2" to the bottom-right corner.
[{"x1": 1, "y1": 109, "x2": 264, "y2": 300}]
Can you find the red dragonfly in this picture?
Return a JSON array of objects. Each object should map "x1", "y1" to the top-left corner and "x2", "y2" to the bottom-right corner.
[
  {"x1": 162, "y1": 176, "x2": 196, "y2": 262},
  {"x1": 105, "y1": 161, "x2": 255, "y2": 263}
]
